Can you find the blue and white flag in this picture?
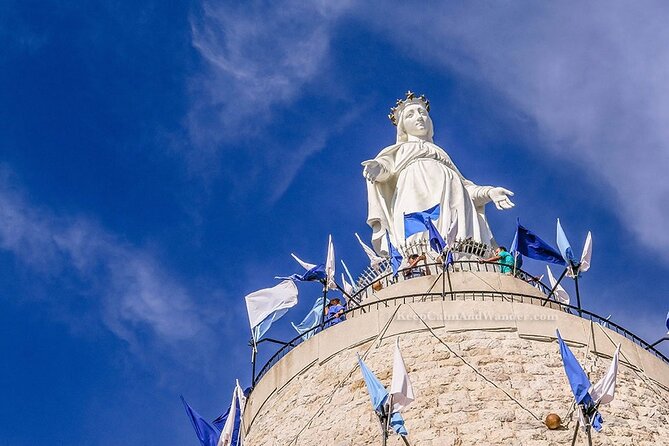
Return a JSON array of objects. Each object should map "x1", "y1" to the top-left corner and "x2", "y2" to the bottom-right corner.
[
  {"x1": 291, "y1": 296, "x2": 324, "y2": 341},
  {"x1": 556, "y1": 219, "x2": 577, "y2": 265},
  {"x1": 404, "y1": 204, "x2": 440, "y2": 239},
  {"x1": 181, "y1": 396, "x2": 220, "y2": 446},
  {"x1": 325, "y1": 235, "x2": 337, "y2": 290},
  {"x1": 514, "y1": 220, "x2": 565, "y2": 265},
  {"x1": 386, "y1": 231, "x2": 403, "y2": 277},
  {"x1": 275, "y1": 264, "x2": 327, "y2": 283},
  {"x1": 245, "y1": 281, "x2": 298, "y2": 342},
  {"x1": 357, "y1": 355, "x2": 389, "y2": 412},
  {"x1": 215, "y1": 381, "x2": 246, "y2": 446},
  {"x1": 556, "y1": 330, "x2": 603, "y2": 431},
  {"x1": 666, "y1": 311, "x2": 669, "y2": 333}
]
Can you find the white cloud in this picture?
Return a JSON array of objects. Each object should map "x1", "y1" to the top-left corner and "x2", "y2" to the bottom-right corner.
[
  {"x1": 0, "y1": 170, "x2": 216, "y2": 357},
  {"x1": 187, "y1": 0, "x2": 350, "y2": 148},
  {"x1": 359, "y1": 1, "x2": 669, "y2": 259}
]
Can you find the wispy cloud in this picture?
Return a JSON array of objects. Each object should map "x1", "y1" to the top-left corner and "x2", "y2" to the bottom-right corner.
[
  {"x1": 0, "y1": 168, "x2": 218, "y2": 362},
  {"x1": 360, "y1": 1, "x2": 669, "y2": 260},
  {"x1": 187, "y1": 0, "x2": 350, "y2": 147}
]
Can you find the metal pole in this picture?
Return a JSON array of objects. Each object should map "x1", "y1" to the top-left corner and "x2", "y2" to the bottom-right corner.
[
  {"x1": 570, "y1": 419, "x2": 580, "y2": 446},
  {"x1": 646, "y1": 335, "x2": 669, "y2": 349},
  {"x1": 320, "y1": 281, "x2": 329, "y2": 329},
  {"x1": 586, "y1": 425, "x2": 593, "y2": 446},
  {"x1": 542, "y1": 267, "x2": 568, "y2": 307},
  {"x1": 574, "y1": 272, "x2": 583, "y2": 317},
  {"x1": 251, "y1": 339, "x2": 257, "y2": 387}
]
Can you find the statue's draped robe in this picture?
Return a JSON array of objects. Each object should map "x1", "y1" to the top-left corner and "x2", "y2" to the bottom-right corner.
[{"x1": 366, "y1": 140, "x2": 495, "y2": 254}]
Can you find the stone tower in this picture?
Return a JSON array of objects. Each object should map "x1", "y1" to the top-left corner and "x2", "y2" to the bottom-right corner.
[{"x1": 242, "y1": 262, "x2": 669, "y2": 445}]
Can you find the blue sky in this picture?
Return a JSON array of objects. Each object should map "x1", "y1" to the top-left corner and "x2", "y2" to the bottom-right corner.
[{"x1": 2, "y1": 1, "x2": 669, "y2": 445}]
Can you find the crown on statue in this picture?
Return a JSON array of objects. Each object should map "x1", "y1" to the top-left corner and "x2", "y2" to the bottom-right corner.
[{"x1": 388, "y1": 91, "x2": 431, "y2": 126}]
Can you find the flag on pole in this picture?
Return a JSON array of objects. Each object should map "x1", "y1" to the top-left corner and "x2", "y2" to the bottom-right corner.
[
  {"x1": 556, "y1": 330, "x2": 603, "y2": 431},
  {"x1": 291, "y1": 296, "x2": 324, "y2": 341},
  {"x1": 341, "y1": 273, "x2": 354, "y2": 297},
  {"x1": 556, "y1": 330, "x2": 592, "y2": 404},
  {"x1": 590, "y1": 345, "x2": 620, "y2": 406},
  {"x1": 275, "y1": 263, "x2": 327, "y2": 282},
  {"x1": 386, "y1": 231, "x2": 403, "y2": 277},
  {"x1": 579, "y1": 231, "x2": 592, "y2": 273},
  {"x1": 326, "y1": 235, "x2": 336, "y2": 290},
  {"x1": 291, "y1": 253, "x2": 316, "y2": 271},
  {"x1": 514, "y1": 220, "x2": 565, "y2": 265},
  {"x1": 556, "y1": 218, "x2": 577, "y2": 265},
  {"x1": 389, "y1": 412, "x2": 408, "y2": 436},
  {"x1": 218, "y1": 388, "x2": 239, "y2": 446},
  {"x1": 245, "y1": 281, "x2": 298, "y2": 341},
  {"x1": 426, "y1": 217, "x2": 446, "y2": 253},
  {"x1": 354, "y1": 233, "x2": 385, "y2": 270},
  {"x1": 181, "y1": 396, "x2": 221, "y2": 446},
  {"x1": 390, "y1": 339, "x2": 414, "y2": 412},
  {"x1": 357, "y1": 355, "x2": 389, "y2": 412},
  {"x1": 340, "y1": 260, "x2": 357, "y2": 292},
  {"x1": 404, "y1": 204, "x2": 440, "y2": 239},
  {"x1": 546, "y1": 265, "x2": 570, "y2": 305}
]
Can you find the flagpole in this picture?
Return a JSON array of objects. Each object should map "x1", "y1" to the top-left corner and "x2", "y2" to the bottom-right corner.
[
  {"x1": 251, "y1": 337, "x2": 258, "y2": 387},
  {"x1": 320, "y1": 280, "x2": 328, "y2": 329},
  {"x1": 570, "y1": 418, "x2": 580, "y2": 446},
  {"x1": 573, "y1": 269, "x2": 583, "y2": 317}
]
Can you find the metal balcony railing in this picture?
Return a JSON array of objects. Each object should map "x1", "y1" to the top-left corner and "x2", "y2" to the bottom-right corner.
[{"x1": 251, "y1": 260, "x2": 669, "y2": 386}]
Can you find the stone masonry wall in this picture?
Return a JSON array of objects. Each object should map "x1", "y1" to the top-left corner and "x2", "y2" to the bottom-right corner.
[{"x1": 244, "y1": 279, "x2": 669, "y2": 446}]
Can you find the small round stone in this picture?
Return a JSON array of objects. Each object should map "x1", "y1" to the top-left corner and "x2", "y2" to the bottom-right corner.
[{"x1": 545, "y1": 413, "x2": 561, "y2": 430}]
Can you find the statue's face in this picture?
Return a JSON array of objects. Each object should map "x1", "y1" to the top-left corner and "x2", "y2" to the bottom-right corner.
[{"x1": 402, "y1": 104, "x2": 430, "y2": 138}]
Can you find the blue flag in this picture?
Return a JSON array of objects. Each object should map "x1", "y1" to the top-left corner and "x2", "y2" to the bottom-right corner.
[
  {"x1": 426, "y1": 218, "x2": 446, "y2": 253},
  {"x1": 404, "y1": 204, "x2": 440, "y2": 238},
  {"x1": 514, "y1": 220, "x2": 565, "y2": 265},
  {"x1": 390, "y1": 411, "x2": 408, "y2": 436},
  {"x1": 275, "y1": 264, "x2": 327, "y2": 282},
  {"x1": 253, "y1": 307, "x2": 291, "y2": 342},
  {"x1": 556, "y1": 330, "x2": 591, "y2": 404},
  {"x1": 556, "y1": 219, "x2": 577, "y2": 265},
  {"x1": 666, "y1": 311, "x2": 669, "y2": 332},
  {"x1": 386, "y1": 231, "x2": 403, "y2": 277},
  {"x1": 291, "y1": 296, "x2": 324, "y2": 341},
  {"x1": 358, "y1": 355, "x2": 389, "y2": 412},
  {"x1": 444, "y1": 250, "x2": 454, "y2": 268},
  {"x1": 181, "y1": 396, "x2": 220, "y2": 446}
]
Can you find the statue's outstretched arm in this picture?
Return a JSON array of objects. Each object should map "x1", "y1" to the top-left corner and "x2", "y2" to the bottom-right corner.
[
  {"x1": 361, "y1": 158, "x2": 392, "y2": 183},
  {"x1": 463, "y1": 180, "x2": 515, "y2": 210}
]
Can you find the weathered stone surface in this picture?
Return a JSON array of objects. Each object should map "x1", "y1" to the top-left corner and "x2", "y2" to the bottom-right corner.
[{"x1": 244, "y1": 282, "x2": 669, "y2": 445}]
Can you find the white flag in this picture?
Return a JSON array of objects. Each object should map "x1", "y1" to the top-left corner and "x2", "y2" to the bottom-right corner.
[
  {"x1": 218, "y1": 387, "x2": 238, "y2": 446},
  {"x1": 355, "y1": 232, "x2": 385, "y2": 270},
  {"x1": 291, "y1": 253, "x2": 316, "y2": 271},
  {"x1": 326, "y1": 235, "x2": 336, "y2": 290},
  {"x1": 547, "y1": 265, "x2": 570, "y2": 305},
  {"x1": 244, "y1": 280, "x2": 298, "y2": 330},
  {"x1": 390, "y1": 338, "x2": 414, "y2": 412},
  {"x1": 590, "y1": 344, "x2": 620, "y2": 406},
  {"x1": 580, "y1": 231, "x2": 592, "y2": 273},
  {"x1": 341, "y1": 273, "x2": 354, "y2": 296}
]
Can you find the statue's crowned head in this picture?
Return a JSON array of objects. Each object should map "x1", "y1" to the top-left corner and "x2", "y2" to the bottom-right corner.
[{"x1": 390, "y1": 91, "x2": 434, "y2": 143}]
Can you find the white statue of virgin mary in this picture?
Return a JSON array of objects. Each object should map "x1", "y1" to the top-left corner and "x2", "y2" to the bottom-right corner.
[{"x1": 362, "y1": 92, "x2": 515, "y2": 254}]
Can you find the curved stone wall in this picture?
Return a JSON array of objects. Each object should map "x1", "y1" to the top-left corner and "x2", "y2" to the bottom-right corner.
[{"x1": 244, "y1": 275, "x2": 669, "y2": 446}]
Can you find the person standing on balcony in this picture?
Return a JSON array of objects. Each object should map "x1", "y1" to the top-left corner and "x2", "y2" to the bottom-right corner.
[{"x1": 481, "y1": 246, "x2": 515, "y2": 274}]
